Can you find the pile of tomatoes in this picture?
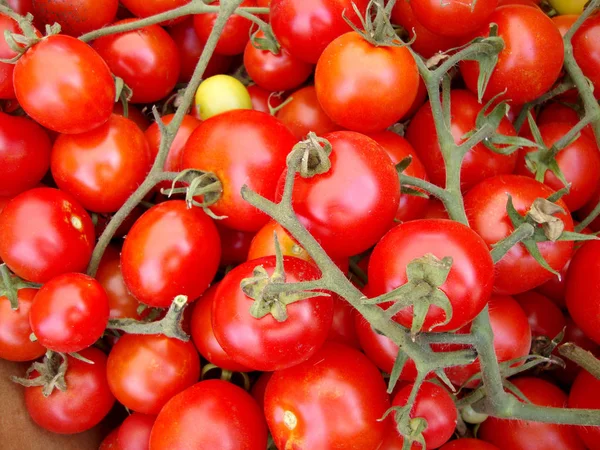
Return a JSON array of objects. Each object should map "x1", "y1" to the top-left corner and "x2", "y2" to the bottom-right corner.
[{"x1": 1, "y1": 0, "x2": 600, "y2": 449}]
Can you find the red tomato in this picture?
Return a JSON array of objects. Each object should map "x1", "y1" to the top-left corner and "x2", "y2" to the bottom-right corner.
[
  {"x1": 247, "y1": 84, "x2": 284, "y2": 113},
  {"x1": 406, "y1": 89, "x2": 519, "y2": 192},
  {"x1": 440, "y1": 439, "x2": 501, "y2": 449},
  {"x1": 92, "y1": 20, "x2": 180, "y2": 104},
  {"x1": 573, "y1": 14, "x2": 600, "y2": 100},
  {"x1": 217, "y1": 224, "x2": 254, "y2": 266},
  {"x1": 569, "y1": 370, "x2": 600, "y2": 449},
  {"x1": 14, "y1": 35, "x2": 115, "y2": 134},
  {"x1": 479, "y1": 377, "x2": 585, "y2": 449},
  {"x1": 270, "y1": 0, "x2": 370, "y2": 63},
  {"x1": 118, "y1": 413, "x2": 155, "y2": 450},
  {"x1": 464, "y1": 175, "x2": 574, "y2": 295},
  {"x1": 113, "y1": 103, "x2": 150, "y2": 131},
  {"x1": 181, "y1": 109, "x2": 297, "y2": 232},
  {"x1": 514, "y1": 291, "x2": 565, "y2": 339},
  {"x1": 0, "y1": 14, "x2": 24, "y2": 98},
  {"x1": 250, "y1": 371, "x2": 272, "y2": 411},
  {"x1": 121, "y1": 0, "x2": 189, "y2": 20},
  {"x1": 423, "y1": 198, "x2": 450, "y2": 219},
  {"x1": 460, "y1": 5, "x2": 564, "y2": 105},
  {"x1": 121, "y1": 200, "x2": 220, "y2": 308},
  {"x1": 0, "y1": 113, "x2": 52, "y2": 197},
  {"x1": 32, "y1": 0, "x2": 118, "y2": 36},
  {"x1": 535, "y1": 259, "x2": 569, "y2": 309},
  {"x1": 265, "y1": 342, "x2": 390, "y2": 449},
  {"x1": 248, "y1": 220, "x2": 312, "y2": 263},
  {"x1": 190, "y1": 283, "x2": 251, "y2": 372},
  {"x1": 0, "y1": 288, "x2": 45, "y2": 361},
  {"x1": 537, "y1": 103, "x2": 595, "y2": 141},
  {"x1": 284, "y1": 131, "x2": 400, "y2": 258},
  {"x1": 327, "y1": 296, "x2": 360, "y2": 348},
  {"x1": 107, "y1": 333, "x2": 200, "y2": 414},
  {"x1": 553, "y1": 14, "x2": 578, "y2": 36},
  {"x1": 369, "y1": 219, "x2": 494, "y2": 332},
  {"x1": 5, "y1": 0, "x2": 33, "y2": 16},
  {"x1": 315, "y1": 32, "x2": 419, "y2": 133},
  {"x1": 0, "y1": 188, "x2": 95, "y2": 283},
  {"x1": 24, "y1": 348, "x2": 115, "y2": 434},
  {"x1": 99, "y1": 428, "x2": 121, "y2": 450}
]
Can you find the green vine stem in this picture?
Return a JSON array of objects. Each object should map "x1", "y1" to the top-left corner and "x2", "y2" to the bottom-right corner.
[
  {"x1": 559, "y1": 343, "x2": 600, "y2": 380},
  {"x1": 577, "y1": 198, "x2": 600, "y2": 231}
]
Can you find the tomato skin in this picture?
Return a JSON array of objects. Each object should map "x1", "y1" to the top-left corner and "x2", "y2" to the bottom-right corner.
[
  {"x1": 0, "y1": 14, "x2": 23, "y2": 98},
  {"x1": 327, "y1": 296, "x2": 360, "y2": 349},
  {"x1": 14, "y1": 35, "x2": 115, "y2": 134},
  {"x1": 515, "y1": 291, "x2": 565, "y2": 339},
  {"x1": 0, "y1": 188, "x2": 95, "y2": 283},
  {"x1": 194, "y1": 74, "x2": 252, "y2": 120},
  {"x1": 24, "y1": 348, "x2": 115, "y2": 434},
  {"x1": 181, "y1": 109, "x2": 297, "y2": 232},
  {"x1": 121, "y1": 0, "x2": 189, "y2": 20},
  {"x1": 250, "y1": 371, "x2": 273, "y2": 411},
  {"x1": 0, "y1": 288, "x2": 45, "y2": 361},
  {"x1": 113, "y1": 103, "x2": 150, "y2": 131},
  {"x1": 99, "y1": 427, "x2": 121, "y2": 450},
  {"x1": 479, "y1": 377, "x2": 585, "y2": 450},
  {"x1": 464, "y1": 175, "x2": 574, "y2": 295},
  {"x1": 460, "y1": 5, "x2": 564, "y2": 105},
  {"x1": 150, "y1": 379, "x2": 267, "y2": 450},
  {"x1": 118, "y1": 413, "x2": 155, "y2": 450},
  {"x1": 107, "y1": 333, "x2": 200, "y2": 415},
  {"x1": 406, "y1": 90, "x2": 519, "y2": 192},
  {"x1": 535, "y1": 260, "x2": 569, "y2": 308},
  {"x1": 568, "y1": 370, "x2": 600, "y2": 449},
  {"x1": 247, "y1": 84, "x2": 284, "y2": 113},
  {"x1": 573, "y1": 14, "x2": 600, "y2": 100},
  {"x1": 369, "y1": 219, "x2": 494, "y2": 332},
  {"x1": 440, "y1": 439, "x2": 500, "y2": 450},
  {"x1": 552, "y1": 14, "x2": 578, "y2": 36},
  {"x1": 217, "y1": 224, "x2": 254, "y2": 266},
  {"x1": 537, "y1": 103, "x2": 595, "y2": 141},
  {"x1": 0, "y1": 113, "x2": 52, "y2": 197},
  {"x1": 248, "y1": 220, "x2": 312, "y2": 263},
  {"x1": 315, "y1": 32, "x2": 418, "y2": 133},
  {"x1": 92, "y1": 20, "x2": 180, "y2": 104},
  {"x1": 32, "y1": 0, "x2": 118, "y2": 36},
  {"x1": 265, "y1": 342, "x2": 390, "y2": 450}
]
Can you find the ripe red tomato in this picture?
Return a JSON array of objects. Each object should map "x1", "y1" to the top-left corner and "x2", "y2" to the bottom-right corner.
[
  {"x1": 315, "y1": 32, "x2": 419, "y2": 133},
  {"x1": 0, "y1": 113, "x2": 52, "y2": 197},
  {"x1": 573, "y1": 14, "x2": 600, "y2": 100},
  {"x1": 99, "y1": 427, "x2": 120, "y2": 450},
  {"x1": 217, "y1": 224, "x2": 254, "y2": 266},
  {"x1": 113, "y1": 102, "x2": 150, "y2": 131},
  {"x1": 0, "y1": 188, "x2": 95, "y2": 283},
  {"x1": 440, "y1": 439, "x2": 501, "y2": 449},
  {"x1": 120, "y1": 200, "x2": 220, "y2": 308},
  {"x1": 284, "y1": 131, "x2": 400, "y2": 258},
  {"x1": 32, "y1": 0, "x2": 118, "y2": 36},
  {"x1": 464, "y1": 175, "x2": 574, "y2": 295},
  {"x1": 24, "y1": 348, "x2": 115, "y2": 434},
  {"x1": 535, "y1": 259, "x2": 569, "y2": 308},
  {"x1": 120, "y1": 0, "x2": 189, "y2": 19},
  {"x1": 118, "y1": 413, "x2": 155, "y2": 450},
  {"x1": 369, "y1": 219, "x2": 494, "y2": 332},
  {"x1": 92, "y1": 20, "x2": 180, "y2": 103},
  {"x1": 265, "y1": 342, "x2": 390, "y2": 449},
  {"x1": 181, "y1": 109, "x2": 297, "y2": 232},
  {"x1": 107, "y1": 333, "x2": 200, "y2": 414},
  {"x1": 552, "y1": 14, "x2": 578, "y2": 36},
  {"x1": 460, "y1": 5, "x2": 564, "y2": 105},
  {"x1": 514, "y1": 291, "x2": 565, "y2": 339},
  {"x1": 250, "y1": 371, "x2": 272, "y2": 411},
  {"x1": 0, "y1": 288, "x2": 45, "y2": 361},
  {"x1": 0, "y1": 14, "x2": 24, "y2": 98},
  {"x1": 5, "y1": 0, "x2": 33, "y2": 15},
  {"x1": 327, "y1": 296, "x2": 360, "y2": 348},
  {"x1": 212, "y1": 256, "x2": 333, "y2": 371},
  {"x1": 568, "y1": 370, "x2": 600, "y2": 449},
  {"x1": 537, "y1": 103, "x2": 595, "y2": 141},
  {"x1": 150, "y1": 379, "x2": 268, "y2": 449},
  {"x1": 479, "y1": 377, "x2": 585, "y2": 449},
  {"x1": 14, "y1": 35, "x2": 115, "y2": 134},
  {"x1": 247, "y1": 84, "x2": 284, "y2": 113}
]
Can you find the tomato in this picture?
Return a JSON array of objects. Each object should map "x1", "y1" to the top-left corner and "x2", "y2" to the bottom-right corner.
[
  {"x1": 569, "y1": 370, "x2": 600, "y2": 449},
  {"x1": 0, "y1": 188, "x2": 95, "y2": 283},
  {"x1": 573, "y1": 14, "x2": 600, "y2": 100},
  {"x1": 552, "y1": 14, "x2": 578, "y2": 36},
  {"x1": 464, "y1": 175, "x2": 574, "y2": 295},
  {"x1": 369, "y1": 219, "x2": 494, "y2": 332},
  {"x1": 535, "y1": 259, "x2": 569, "y2": 308},
  {"x1": 367, "y1": 131, "x2": 430, "y2": 223},
  {"x1": 113, "y1": 103, "x2": 150, "y2": 131},
  {"x1": 537, "y1": 103, "x2": 595, "y2": 141},
  {"x1": 193, "y1": 0, "x2": 256, "y2": 56},
  {"x1": 247, "y1": 84, "x2": 284, "y2": 113},
  {"x1": 51, "y1": 114, "x2": 151, "y2": 213},
  {"x1": 0, "y1": 14, "x2": 24, "y2": 98},
  {"x1": 555, "y1": 318, "x2": 600, "y2": 386},
  {"x1": 406, "y1": 90, "x2": 519, "y2": 192},
  {"x1": 150, "y1": 379, "x2": 267, "y2": 449},
  {"x1": 118, "y1": 413, "x2": 155, "y2": 450},
  {"x1": 194, "y1": 74, "x2": 252, "y2": 120},
  {"x1": 443, "y1": 295, "x2": 531, "y2": 388},
  {"x1": 217, "y1": 224, "x2": 254, "y2": 266},
  {"x1": 440, "y1": 439, "x2": 500, "y2": 450},
  {"x1": 120, "y1": 200, "x2": 220, "y2": 308},
  {"x1": 107, "y1": 333, "x2": 200, "y2": 415},
  {"x1": 460, "y1": 5, "x2": 564, "y2": 105},
  {"x1": 550, "y1": 0, "x2": 589, "y2": 15},
  {"x1": 391, "y1": 381, "x2": 457, "y2": 449},
  {"x1": 410, "y1": 0, "x2": 498, "y2": 38},
  {"x1": 284, "y1": 131, "x2": 400, "y2": 257},
  {"x1": 479, "y1": 377, "x2": 585, "y2": 450},
  {"x1": 24, "y1": 348, "x2": 115, "y2": 434},
  {"x1": 514, "y1": 291, "x2": 565, "y2": 339},
  {"x1": 181, "y1": 109, "x2": 296, "y2": 232},
  {"x1": 250, "y1": 371, "x2": 272, "y2": 411},
  {"x1": 14, "y1": 35, "x2": 115, "y2": 134},
  {"x1": 270, "y1": 0, "x2": 370, "y2": 64},
  {"x1": 0, "y1": 113, "x2": 52, "y2": 197},
  {"x1": 248, "y1": 220, "x2": 312, "y2": 263},
  {"x1": 327, "y1": 296, "x2": 360, "y2": 348},
  {"x1": 275, "y1": 85, "x2": 341, "y2": 139},
  {"x1": 0, "y1": 288, "x2": 45, "y2": 361},
  {"x1": 5, "y1": 0, "x2": 33, "y2": 15},
  {"x1": 190, "y1": 283, "x2": 251, "y2": 372},
  {"x1": 497, "y1": 0, "x2": 540, "y2": 6},
  {"x1": 315, "y1": 32, "x2": 419, "y2": 133},
  {"x1": 99, "y1": 427, "x2": 121, "y2": 450},
  {"x1": 121, "y1": 0, "x2": 189, "y2": 20},
  {"x1": 265, "y1": 342, "x2": 390, "y2": 449},
  {"x1": 168, "y1": 17, "x2": 232, "y2": 82},
  {"x1": 32, "y1": 0, "x2": 118, "y2": 36},
  {"x1": 92, "y1": 20, "x2": 180, "y2": 104}
]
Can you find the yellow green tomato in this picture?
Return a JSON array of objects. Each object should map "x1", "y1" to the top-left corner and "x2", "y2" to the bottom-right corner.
[
  {"x1": 549, "y1": 0, "x2": 588, "y2": 15},
  {"x1": 194, "y1": 75, "x2": 252, "y2": 120}
]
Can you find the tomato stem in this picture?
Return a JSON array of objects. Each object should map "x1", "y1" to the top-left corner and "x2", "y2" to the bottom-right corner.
[{"x1": 559, "y1": 343, "x2": 600, "y2": 380}]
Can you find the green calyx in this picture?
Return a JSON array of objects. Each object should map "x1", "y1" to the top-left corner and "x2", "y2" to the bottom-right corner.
[
  {"x1": 288, "y1": 132, "x2": 333, "y2": 178},
  {"x1": 162, "y1": 168, "x2": 224, "y2": 220},
  {"x1": 343, "y1": 0, "x2": 405, "y2": 47},
  {"x1": 0, "y1": 264, "x2": 41, "y2": 310},
  {"x1": 381, "y1": 405, "x2": 428, "y2": 449},
  {"x1": 249, "y1": 24, "x2": 280, "y2": 55},
  {"x1": 11, "y1": 351, "x2": 68, "y2": 397}
]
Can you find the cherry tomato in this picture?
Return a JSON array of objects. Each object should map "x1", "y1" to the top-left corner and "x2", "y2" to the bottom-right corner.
[
  {"x1": 250, "y1": 371, "x2": 272, "y2": 411},
  {"x1": 193, "y1": 74, "x2": 252, "y2": 120},
  {"x1": 99, "y1": 427, "x2": 121, "y2": 450},
  {"x1": 327, "y1": 296, "x2": 360, "y2": 348},
  {"x1": 217, "y1": 224, "x2": 254, "y2": 266},
  {"x1": 0, "y1": 14, "x2": 25, "y2": 98},
  {"x1": 568, "y1": 370, "x2": 600, "y2": 449},
  {"x1": 550, "y1": 0, "x2": 589, "y2": 15},
  {"x1": 537, "y1": 103, "x2": 595, "y2": 141},
  {"x1": 247, "y1": 84, "x2": 284, "y2": 113},
  {"x1": 5, "y1": 0, "x2": 33, "y2": 16},
  {"x1": 248, "y1": 220, "x2": 312, "y2": 263},
  {"x1": 573, "y1": 14, "x2": 600, "y2": 100},
  {"x1": 0, "y1": 288, "x2": 45, "y2": 361},
  {"x1": 113, "y1": 103, "x2": 150, "y2": 131},
  {"x1": 32, "y1": 0, "x2": 118, "y2": 36},
  {"x1": 552, "y1": 14, "x2": 578, "y2": 36},
  {"x1": 118, "y1": 413, "x2": 155, "y2": 450},
  {"x1": 440, "y1": 439, "x2": 501, "y2": 449},
  {"x1": 0, "y1": 188, "x2": 95, "y2": 283},
  {"x1": 107, "y1": 333, "x2": 200, "y2": 414},
  {"x1": 515, "y1": 291, "x2": 565, "y2": 339},
  {"x1": 14, "y1": 35, "x2": 115, "y2": 134},
  {"x1": 535, "y1": 259, "x2": 569, "y2": 309},
  {"x1": 120, "y1": 0, "x2": 190, "y2": 20},
  {"x1": 265, "y1": 342, "x2": 390, "y2": 449}
]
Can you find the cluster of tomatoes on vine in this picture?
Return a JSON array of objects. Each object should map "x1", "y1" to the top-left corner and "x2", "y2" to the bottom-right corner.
[{"x1": 1, "y1": 0, "x2": 600, "y2": 449}]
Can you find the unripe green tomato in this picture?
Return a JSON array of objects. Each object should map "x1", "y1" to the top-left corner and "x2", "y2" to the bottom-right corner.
[
  {"x1": 461, "y1": 404, "x2": 489, "y2": 424},
  {"x1": 194, "y1": 75, "x2": 252, "y2": 120},
  {"x1": 549, "y1": 0, "x2": 588, "y2": 14}
]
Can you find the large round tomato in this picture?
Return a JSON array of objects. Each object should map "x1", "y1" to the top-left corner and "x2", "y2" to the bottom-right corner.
[
  {"x1": 120, "y1": 200, "x2": 220, "y2": 308},
  {"x1": 0, "y1": 288, "x2": 45, "y2": 361},
  {"x1": 460, "y1": 5, "x2": 564, "y2": 105},
  {"x1": 568, "y1": 370, "x2": 600, "y2": 449},
  {"x1": 32, "y1": 0, "x2": 118, "y2": 36},
  {"x1": 0, "y1": 188, "x2": 95, "y2": 283},
  {"x1": 406, "y1": 89, "x2": 519, "y2": 192},
  {"x1": 181, "y1": 109, "x2": 296, "y2": 232},
  {"x1": 573, "y1": 14, "x2": 600, "y2": 99},
  {"x1": 0, "y1": 113, "x2": 51, "y2": 197},
  {"x1": 464, "y1": 175, "x2": 574, "y2": 295},
  {"x1": 514, "y1": 291, "x2": 565, "y2": 339},
  {"x1": 150, "y1": 379, "x2": 268, "y2": 449},
  {"x1": 315, "y1": 32, "x2": 419, "y2": 133},
  {"x1": 369, "y1": 219, "x2": 494, "y2": 332},
  {"x1": 0, "y1": 14, "x2": 24, "y2": 98},
  {"x1": 264, "y1": 342, "x2": 390, "y2": 449},
  {"x1": 14, "y1": 35, "x2": 115, "y2": 134},
  {"x1": 118, "y1": 413, "x2": 155, "y2": 450},
  {"x1": 107, "y1": 333, "x2": 200, "y2": 415}
]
